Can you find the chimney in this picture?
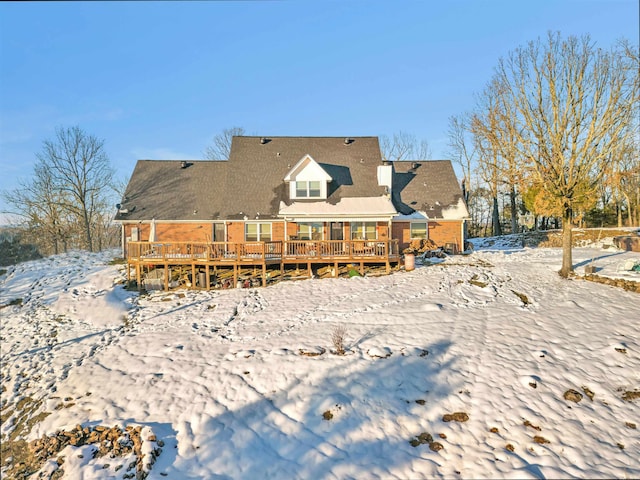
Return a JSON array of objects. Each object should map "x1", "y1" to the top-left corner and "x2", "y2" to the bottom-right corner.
[{"x1": 377, "y1": 164, "x2": 393, "y2": 194}]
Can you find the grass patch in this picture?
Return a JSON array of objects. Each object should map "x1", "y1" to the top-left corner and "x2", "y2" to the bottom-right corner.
[
  {"x1": 109, "y1": 257, "x2": 126, "y2": 265},
  {"x1": 622, "y1": 390, "x2": 640, "y2": 402},
  {"x1": 469, "y1": 274, "x2": 488, "y2": 288},
  {"x1": 511, "y1": 290, "x2": 531, "y2": 305}
]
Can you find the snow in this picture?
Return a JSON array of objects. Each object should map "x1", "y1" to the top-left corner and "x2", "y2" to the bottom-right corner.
[
  {"x1": 1, "y1": 239, "x2": 639, "y2": 479},
  {"x1": 279, "y1": 196, "x2": 397, "y2": 220}
]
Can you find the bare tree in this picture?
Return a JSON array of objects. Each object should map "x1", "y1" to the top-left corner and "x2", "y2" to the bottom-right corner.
[
  {"x1": 471, "y1": 84, "x2": 509, "y2": 237},
  {"x1": 203, "y1": 127, "x2": 246, "y2": 160},
  {"x1": 380, "y1": 131, "x2": 431, "y2": 162},
  {"x1": 447, "y1": 114, "x2": 477, "y2": 204},
  {"x1": 490, "y1": 33, "x2": 638, "y2": 277},
  {"x1": 37, "y1": 126, "x2": 115, "y2": 252},
  {"x1": 2, "y1": 162, "x2": 72, "y2": 255}
]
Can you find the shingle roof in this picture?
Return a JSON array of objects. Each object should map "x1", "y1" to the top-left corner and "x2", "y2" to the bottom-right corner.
[
  {"x1": 223, "y1": 136, "x2": 386, "y2": 218},
  {"x1": 115, "y1": 160, "x2": 229, "y2": 221},
  {"x1": 391, "y1": 160, "x2": 468, "y2": 218},
  {"x1": 115, "y1": 137, "x2": 468, "y2": 222}
]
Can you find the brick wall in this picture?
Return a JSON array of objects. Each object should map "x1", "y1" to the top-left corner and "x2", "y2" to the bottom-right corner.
[{"x1": 393, "y1": 220, "x2": 464, "y2": 251}]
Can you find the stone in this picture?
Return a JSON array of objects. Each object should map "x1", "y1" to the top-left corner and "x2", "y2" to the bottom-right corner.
[
  {"x1": 563, "y1": 389, "x2": 583, "y2": 403},
  {"x1": 442, "y1": 412, "x2": 469, "y2": 422},
  {"x1": 429, "y1": 441, "x2": 443, "y2": 452}
]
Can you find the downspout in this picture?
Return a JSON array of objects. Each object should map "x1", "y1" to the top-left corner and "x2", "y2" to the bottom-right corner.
[{"x1": 121, "y1": 223, "x2": 125, "y2": 258}]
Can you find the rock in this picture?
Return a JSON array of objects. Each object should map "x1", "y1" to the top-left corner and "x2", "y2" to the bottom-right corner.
[
  {"x1": 563, "y1": 389, "x2": 583, "y2": 403},
  {"x1": 442, "y1": 412, "x2": 469, "y2": 422},
  {"x1": 429, "y1": 441, "x2": 443, "y2": 452}
]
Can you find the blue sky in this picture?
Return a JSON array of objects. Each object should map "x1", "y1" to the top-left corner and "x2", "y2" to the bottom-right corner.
[{"x1": 0, "y1": 0, "x2": 638, "y2": 221}]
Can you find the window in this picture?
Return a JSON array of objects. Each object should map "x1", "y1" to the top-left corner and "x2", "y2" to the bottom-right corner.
[
  {"x1": 350, "y1": 222, "x2": 377, "y2": 240},
  {"x1": 298, "y1": 222, "x2": 323, "y2": 240},
  {"x1": 295, "y1": 180, "x2": 321, "y2": 198},
  {"x1": 245, "y1": 223, "x2": 272, "y2": 241},
  {"x1": 410, "y1": 222, "x2": 428, "y2": 239}
]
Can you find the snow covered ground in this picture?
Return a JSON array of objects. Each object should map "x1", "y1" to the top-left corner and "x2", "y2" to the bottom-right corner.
[{"x1": 1, "y1": 238, "x2": 639, "y2": 479}]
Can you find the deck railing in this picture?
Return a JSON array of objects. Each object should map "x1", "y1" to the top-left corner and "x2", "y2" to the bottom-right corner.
[{"x1": 127, "y1": 239, "x2": 399, "y2": 263}]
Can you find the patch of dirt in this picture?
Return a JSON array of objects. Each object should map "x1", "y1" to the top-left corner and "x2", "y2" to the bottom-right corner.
[
  {"x1": 523, "y1": 420, "x2": 541, "y2": 431},
  {"x1": 442, "y1": 412, "x2": 469, "y2": 422},
  {"x1": 582, "y1": 386, "x2": 595, "y2": 401},
  {"x1": 582, "y1": 275, "x2": 640, "y2": 294},
  {"x1": 322, "y1": 410, "x2": 334, "y2": 421},
  {"x1": 298, "y1": 347, "x2": 326, "y2": 357},
  {"x1": 469, "y1": 274, "x2": 488, "y2": 288},
  {"x1": 505, "y1": 443, "x2": 515, "y2": 452},
  {"x1": 621, "y1": 390, "x2": 640, "y2": 402},
  {"x1": 533, "y1": 435, "x2": 550, "y2": 445},
  {"x1": 511, "y1": 290, "x2": 531, "y2": 306}
]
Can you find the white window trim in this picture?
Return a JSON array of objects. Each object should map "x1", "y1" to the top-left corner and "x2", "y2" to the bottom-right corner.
[
  {"x1": 350, "y1": 221, "x2": 377, "y2": 240},
  {"x1": 245, "y1": 222, "x2": 272, "y2": 242},
  {"x1": 410, "y1": 221, "x2": 428, "y2": 239},
  {"x1": 298, "y1": 222, "x2": 323, "y2": 240},
  {"x1": 295, "y1": 180, "x2": 322, "y2": 199}
]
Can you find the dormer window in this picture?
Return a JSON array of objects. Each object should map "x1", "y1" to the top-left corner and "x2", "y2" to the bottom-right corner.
[
  {"x1": 295, "y1": 180, "x2": 321, "y2": 198},
  {"x1": 284, "y1": 154, "x2": 332, "y2": 200}
]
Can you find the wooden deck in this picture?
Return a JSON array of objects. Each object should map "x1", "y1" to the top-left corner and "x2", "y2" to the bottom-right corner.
[{"x1": 126, "y1": 240, "x2": 401, "y2": 290}]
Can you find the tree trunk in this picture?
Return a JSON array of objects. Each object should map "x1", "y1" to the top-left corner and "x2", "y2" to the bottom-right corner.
[
  {"x1": 622, "y1": 192, "x2": 631, "y2": 227},
  {"x1": 559, "y1": 208, "x2": 573, "y2": 278},
  {"x1": 617, "y1": 201, "x2": 623, "y2": 227},
  {"x1": 510, "y1": 186, "x2": 518, "y2": 234},
  {"x1": 492, "y1": 196, "x2": 502, "y2": 236},
  {"x1": 82, "y1": 208, "x2": 93, "y2": 252}
]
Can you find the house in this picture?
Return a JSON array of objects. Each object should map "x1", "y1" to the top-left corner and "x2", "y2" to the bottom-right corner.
[{"x1": 115, "y1": 136, "x2": 469, "y2": 289}]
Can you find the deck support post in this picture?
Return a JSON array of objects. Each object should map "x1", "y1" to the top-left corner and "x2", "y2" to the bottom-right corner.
[
  {"x1": 233, "y1": 264, "x2": 238, "y2": 288},
  {"x1": 206, "y1": 264, "x2": 210, "y2": 290},
  {"x1": 164, "y1": 264, "x2": 169, "y2": 291},
  {"x1": 262, "y1": 263, "x2": 267, "y2": 287},
  {"x1": 191, "y1": 264, "x2": 196, "y2": 289}
]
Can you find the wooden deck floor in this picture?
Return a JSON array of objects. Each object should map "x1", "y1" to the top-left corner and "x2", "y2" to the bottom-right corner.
[{"x1": 126, "y1": 240, "x2": 401, "y2": 290}]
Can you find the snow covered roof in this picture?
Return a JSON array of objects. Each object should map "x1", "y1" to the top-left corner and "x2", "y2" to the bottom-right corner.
[{"x1": 279, "y1": 196, "x2": 397, "y2": 221}]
